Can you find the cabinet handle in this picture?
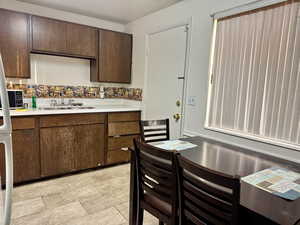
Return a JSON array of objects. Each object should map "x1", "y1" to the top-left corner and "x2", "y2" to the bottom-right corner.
[
  {"x1": 113, "y1": 135, "x2": 121, "y2": 138},
  {"x1": 97, "y1": 163, "x2": 102, "y2": 166},
  {"x1": 121, "y1": 147, "x2": 129, "y2": 151}
]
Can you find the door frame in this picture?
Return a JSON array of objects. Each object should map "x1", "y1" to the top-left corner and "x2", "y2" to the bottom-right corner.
[{"x1": 143, "y1": 18, "x2": 193, "y2": 138}]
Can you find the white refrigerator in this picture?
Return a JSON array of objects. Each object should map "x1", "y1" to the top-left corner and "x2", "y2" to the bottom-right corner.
[{"x1": 0, "y1": 54, "x2": 14, "y2": 225}]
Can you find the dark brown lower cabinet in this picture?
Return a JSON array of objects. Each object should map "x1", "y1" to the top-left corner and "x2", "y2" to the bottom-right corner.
[
  {"x1": 107, "y1": 135, "x2": 138, "y2": 165},
  {"x1": 40, "y1": 126, "x2": 75, "y2": 177},
  {"x1": 107, "y1": 150, "x2": 130, "y2": 165},
  {"x1": 106, "y1": 112, "x2": 141, "y2": 165},
  {"x1": 0, "y1": 127, "x2": 40, "y2": 184},
  {"x1": 73, "y1": 124, "x2": 105, "y2": 170},
  {"x1": 0, "y1": 112, "x2": 140, "y2": 184},
  {"x1": 40, "y1": 121, "x2": 105, "y2": 177}
]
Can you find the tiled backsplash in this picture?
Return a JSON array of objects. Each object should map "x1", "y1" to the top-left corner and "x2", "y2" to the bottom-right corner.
[{"x1": 7, "y1": 84, "x2": 142, "y2": 101}]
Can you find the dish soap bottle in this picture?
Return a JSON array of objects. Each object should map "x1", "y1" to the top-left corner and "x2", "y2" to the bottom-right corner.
[{"x1": 32, "y1": 95, "x2": 37, "y2": 109}]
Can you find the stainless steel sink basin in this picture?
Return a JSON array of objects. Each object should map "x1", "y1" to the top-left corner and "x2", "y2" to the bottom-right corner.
[{"x1": 39, "y1": 106, "x2": 95, "y2": 110}]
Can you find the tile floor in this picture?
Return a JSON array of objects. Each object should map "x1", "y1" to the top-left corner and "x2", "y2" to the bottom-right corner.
[{"x1": 10, "y1": 164, "x2": 157, "y2": 225}]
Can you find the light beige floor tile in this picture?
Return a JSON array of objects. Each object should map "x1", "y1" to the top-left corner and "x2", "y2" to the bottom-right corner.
[
  {"x1": 93, "y1": 176, "x2": 130, "y2": 196},
  {"x1": 47, "y1": 201, "x2": 87, "y2": 225},
  {"x1": 12, "y1": 197, "x2": 45, "y2": 219},
  {"x1": 12, "y1": 201, "x2": 87, "y2": 225},
  {"x1": 63, "y1": 207, "x2": 126, "y2": 225},
  {"x1": 81, "y1": 190, "x2": 128, "y2": 215},
  {"x1": 13, "y1": 180, "x2": 69, "y2": 203},
  {"x1": 11, "y1": 164, "x2": 134, "y2": 224},
  {"x1": 61, "y1": 184, "x2": 100, "y2": 203},
  {"x1": 42, "y1": 193, "x2": 73, "y2": 209},
  {"x1": 12, "y1": 211, "x2": 50, "y2": 225},
  {"x1": 115, "y1": 202, "x2": 158, "y2": 224}
]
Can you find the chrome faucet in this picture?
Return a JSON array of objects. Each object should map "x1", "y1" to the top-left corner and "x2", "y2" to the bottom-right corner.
[
  {"x1": 50, "y1": 99, "x2": 57, "y2": 107},
  {"x1": 68, "y1": 99, "x2": 75, "y2": 105},
  {"x1": 50, "y1": 99, "x2": 78, "y2": 107}
]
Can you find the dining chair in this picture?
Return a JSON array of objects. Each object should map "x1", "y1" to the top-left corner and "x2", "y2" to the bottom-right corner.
[
  {"x1": 139, "y1": 119, "x2": 170, "y2": 143},
  {"x1": 133, "y1": 138, "x2": 178, "y2": 225},
  {"x1": 175, "y1": 154, "x2": 241, "y2": 225}
]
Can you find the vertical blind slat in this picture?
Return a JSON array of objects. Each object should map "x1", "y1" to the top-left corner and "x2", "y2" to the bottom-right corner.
[{"x1": 208, "y1": 0, "x2": 300, "y2": 148}]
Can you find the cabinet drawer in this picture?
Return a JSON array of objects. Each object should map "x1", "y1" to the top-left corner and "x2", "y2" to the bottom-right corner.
[
  {"x1": 40, "y1": 113, "x2": 106, "y2": 127},
  {"x1": 108, "y1": 121, "x2": 140, "y2": 136},
  {"x1": 107, "y1": 150, "x2": 130, "y2": 165},
  {"x1": 108, "y1": 112, "x2": 140, "y2": 122},
  {"x1": 0, "y1": 117, "x2": 36, "y2": 130},
  {"x1": 108, "y1": 135, "x2": 139, "y2": 151}
]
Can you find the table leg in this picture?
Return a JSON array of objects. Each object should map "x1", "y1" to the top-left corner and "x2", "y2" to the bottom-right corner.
[{"x1": 129, "y1": 151, "x2": 137, "y2": 225}]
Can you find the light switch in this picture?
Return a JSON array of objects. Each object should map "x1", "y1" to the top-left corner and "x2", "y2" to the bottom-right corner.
[{"x1": 187, "y1": 96, "x2": 196, "y2": 106}]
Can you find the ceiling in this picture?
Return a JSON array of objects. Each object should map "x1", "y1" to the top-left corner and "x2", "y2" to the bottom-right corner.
[{"x1": 17, "y1": 0, "x2": 182, "y2": 24}]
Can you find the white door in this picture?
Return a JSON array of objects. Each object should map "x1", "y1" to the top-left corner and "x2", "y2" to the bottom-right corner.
[{"x1": 145, "y1": 25, "x2": 188, "y2": 139}]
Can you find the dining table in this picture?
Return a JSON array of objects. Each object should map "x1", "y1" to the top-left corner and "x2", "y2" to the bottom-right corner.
[{"x1": 129, "y1": 136, "x2": 300, "y2": 225}]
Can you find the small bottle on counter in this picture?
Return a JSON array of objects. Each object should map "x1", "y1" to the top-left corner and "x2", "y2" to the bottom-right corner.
[{"x1": 32, "y1": 95, "x2": 37, "y2": 109}]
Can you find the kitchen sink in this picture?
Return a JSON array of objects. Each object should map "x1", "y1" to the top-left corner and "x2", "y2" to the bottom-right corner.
[{"x1": 39, "y1": 106, "x2": 95, "y2": 110}]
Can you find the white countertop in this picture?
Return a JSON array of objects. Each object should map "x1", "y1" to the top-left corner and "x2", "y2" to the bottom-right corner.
[{"x1": 0, "y1": 105, "x2": 141, "y2": 117}]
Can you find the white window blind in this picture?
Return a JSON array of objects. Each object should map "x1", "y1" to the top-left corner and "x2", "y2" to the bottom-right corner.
[{"x1": 207, "y1": 0, "x2": 300, "y2": 150}]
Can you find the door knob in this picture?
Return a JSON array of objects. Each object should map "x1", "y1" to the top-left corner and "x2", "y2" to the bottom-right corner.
[{"x1": 173, "y1": 113, "x2": 181, "y2": 122}]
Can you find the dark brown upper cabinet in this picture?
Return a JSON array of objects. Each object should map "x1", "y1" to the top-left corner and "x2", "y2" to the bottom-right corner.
[
  {"x1": 67, "y1": 23, "x2": 98, "y2": 58},
  {"x1": 95, "y1": 30, "x2": 132, "y2": 83},
  {"x1": 31, "y1": 16, "x2": 98, "y2": 58},
  {"x1": 31, "y1": 16, "x2": 68, "y2": 54},
  {"x1": 0, "y1": 9, "x2": 30, "y2": 78}
]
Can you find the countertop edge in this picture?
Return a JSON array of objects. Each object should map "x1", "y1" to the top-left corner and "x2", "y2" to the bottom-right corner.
[{"x1": 0, "y1": 106, "x2": 142, "y2": 117}]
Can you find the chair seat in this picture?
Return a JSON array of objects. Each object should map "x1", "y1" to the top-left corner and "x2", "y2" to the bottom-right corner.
[{"x1": 143, "y1": 193, "x2": 172, "y2": 216}]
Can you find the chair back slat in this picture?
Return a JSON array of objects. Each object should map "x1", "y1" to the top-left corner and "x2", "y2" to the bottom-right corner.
[
  {"x1": 183, "y1": 179, "x2": 232, "y2": 212},
  {"x1": 138, "y1": 140, "x2": 172, "y2": 160},
  {"x1": 184, "y1": 201, "x2": 228, "y2": 225},
  {"x1": 176, "y1": 155, "x2": 240, "y2": 225},
  {"x1": 140, "y1": 168, "x2": 172, "y2": 187},
  {"x1": 140, "y1": 152, "x2": 172, "y2": 171},
  {"x1": 183, "y1": 190, "x2": 231, "y2": 221},
  {"x1": 183, "y1": 172, "x2": 233, "y2": 202},
  {"x1": 141, "y1": 183, "x2": 171, "y2": 204},
  {"x1": 134, "y1": 139, "x2": 178, "y2": 215},
  {"x1": 140, "y1": 119, "x2": 170, "y2": 143},
  {"x1": 140, "y1": 159, "x2": 172, "y2": 177},
  {"x1": 180, "y1": 157, "x2": 238, "y2": 189},
  {"x1": 141, "y1": 176, "x2": 170, "y2": 194}
]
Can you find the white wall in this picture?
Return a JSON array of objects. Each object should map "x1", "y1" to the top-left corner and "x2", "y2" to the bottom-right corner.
[
  {"x1": 125, "y1": 0, "x2": 300, "y2": 163},
  {"x1": 7, "y1": 54, "x2": 127, "y2": 87}
]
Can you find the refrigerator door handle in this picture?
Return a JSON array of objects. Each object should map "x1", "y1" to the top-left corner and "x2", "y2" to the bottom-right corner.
[
  {"x1": 0, "y1": 55, "x2": 11, "y2": 134},
  {"x1": 0, "y1": 53, "x2": 13, "y2": 225}
]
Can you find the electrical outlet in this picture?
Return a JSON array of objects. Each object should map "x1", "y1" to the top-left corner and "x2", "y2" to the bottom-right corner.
[{"x1": 187, "y1": 96, "x2": 196, "y2": 106}]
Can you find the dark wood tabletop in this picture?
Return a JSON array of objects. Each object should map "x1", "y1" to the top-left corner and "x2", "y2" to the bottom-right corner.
[
  {"x1": 129, "y1": 136, "x2": 300, "y2": 225},
  {"x1": 180, "y1": 137, "x2": 300, "y2": 225}
]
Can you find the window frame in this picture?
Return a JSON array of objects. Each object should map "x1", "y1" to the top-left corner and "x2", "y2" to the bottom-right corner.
[{"x1": 204, "y1": 17, "x2": 300, "y2": 152}]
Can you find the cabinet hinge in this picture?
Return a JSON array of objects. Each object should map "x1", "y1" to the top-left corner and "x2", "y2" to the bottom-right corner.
[{"x1": 210, "y1": 74, "x2": 214, "y2": 84}]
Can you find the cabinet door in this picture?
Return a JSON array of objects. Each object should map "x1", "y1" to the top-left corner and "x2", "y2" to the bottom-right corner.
[
  {"x1": 0, "y1": 129, "x2": 40, "y2": 184},
  {"x1": 40, "y1": 127, "x2": 74, "y2": 177},
  {"x1": 107, "y1": 150, "x2": 130, "y2": 165},
  {"x1": 98, "y1": 30, "x2": 132, "y2": 83},
  {"x1": 67, "y1": 23, "x2": 98, "y2": 58},
  {"x1": 73, "y1": 124, "x2": 105, "y2": 170},
  {"x1": 0, "y1": 9, "x2": 30, "y2": 78},
  {"x1": 32, "y1": 16, "x2": 67, "y2": 54}
]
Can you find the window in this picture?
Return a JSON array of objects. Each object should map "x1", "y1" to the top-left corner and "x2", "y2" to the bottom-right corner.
[{"x1": 206, "y1": 0, "x2": 300, "y2": 150}]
